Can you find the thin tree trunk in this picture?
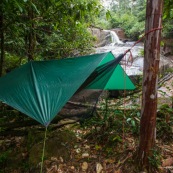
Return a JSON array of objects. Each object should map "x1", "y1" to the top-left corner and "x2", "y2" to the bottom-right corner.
[
  {"x1": 138, "y1": 0, "x2": 163, "y2": 171},
  {"x1": 0, "y1": 12, "x2": 4, "y2": 76},
  {"x1": 27, "y1": 1, "x2": 35, "y2": 61}
]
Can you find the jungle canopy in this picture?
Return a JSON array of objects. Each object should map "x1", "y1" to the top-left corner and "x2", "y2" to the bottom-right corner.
[{"x1": 0, "y1": 52, "x2": 135, "y2": 126}]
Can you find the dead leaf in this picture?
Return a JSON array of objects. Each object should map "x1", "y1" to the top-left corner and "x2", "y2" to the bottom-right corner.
[
  {"x1": 162, "y1": 157, "x2": 173, "y2": 167},
  {"x1": 114, "y1": 170, "x2": 121, "y2": 173},
  {"x1": 96, "y1": 163, "x2": 103, "y2": 173},
  {"x1": 81, "y1": 162, "x2": 88, "y2": 171}
]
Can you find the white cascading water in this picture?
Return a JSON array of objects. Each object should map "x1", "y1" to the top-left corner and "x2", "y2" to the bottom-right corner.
[{"x1": 109, "y1": 30, "x2": 124, "y2": 45}]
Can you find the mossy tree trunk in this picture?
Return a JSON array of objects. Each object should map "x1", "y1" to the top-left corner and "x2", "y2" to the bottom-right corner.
[
  {"x1": 138, "y1": 0, "x2": 163, "y2": 171},
  {"x1": 0, "y1": 9, "x2": 4, "y2": 76}
]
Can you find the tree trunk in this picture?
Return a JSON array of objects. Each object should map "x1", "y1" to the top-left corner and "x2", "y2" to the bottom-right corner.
[
  {"x1": 0, "y1": 12, "x2": 4, "y2": 76},
  {"x1": 138, "y1": 0, "x2": 163, "y2": 171},
  {"x1": 27, "y1": 1, "x2": 35, "y2": 61}
]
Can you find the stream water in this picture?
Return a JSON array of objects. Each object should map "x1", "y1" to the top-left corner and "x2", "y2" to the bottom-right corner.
[
  {"x1": 95, "y1": 30, "x2": 144, "y2": 76},
  {"x1": 94, "y1": 31, "x2": 173, "y2": 99}
]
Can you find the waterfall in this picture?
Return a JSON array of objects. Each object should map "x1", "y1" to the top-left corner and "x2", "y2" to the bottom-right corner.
[
  {"x1": 109, "y1": 30, "x2": 123, "y2": 45},
  {"x1": 96, "y1": 29, "x2": 144, "y2": 76}
]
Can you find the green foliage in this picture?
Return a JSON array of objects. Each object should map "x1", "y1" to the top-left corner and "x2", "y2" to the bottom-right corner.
[
  {"x1": 163, "y1": 0, "x2": 173, "y2": 20},
  {"x1": 94, "y1": 9, "x2": 111, "y2": 29},
  {"x1": 139, "y1": 49, "x2": 144, "y2": 56},
  {"x1": 81, "y1": 93, "x2": 172, "y2": 165},
  {"x1": 96, "y1": 0, "x2": 146, "y2": 40},
  {"x1": 81, "y1": 94, "x2": 141, "y2": 156},
  {"x1": 81, "y1": 101, "x2": 123, "y2": 154},
  {"x1": 157, "y1": 104, "x2": 173, "y2": 142},
  {"x1": 165, "y1": 68, "x2": 173, "y2": 73},
  {"x1": 0, "y1": 0, "x2": 102, "y2": 73},
  {"x1": 126, "y1": 111, "x2": 140, "y2": 135},
  {"x1": 148, "y1": 148, "x2": 162, "y2": 169},
  {"x1": 162, "y1": 20, "x2": 173, "y2": 38},
  {"x1": 109, "y1": 12, "x2": 145, "y2": 40},
  {"x1": 162, "y1": 0, "x2": 173, "y2": 38},
  {"x1": 40, "y1": 22, "x2": 95, "y2": 59},
  {"x1": 0, "y1": 150, "x2": 11, "y2": 171},
  {"x1": 3, "y1": 52, "x2": 26, "y2": 72}
]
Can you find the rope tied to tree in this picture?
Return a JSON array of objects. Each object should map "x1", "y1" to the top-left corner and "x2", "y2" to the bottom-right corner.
[
  {"x1": 123, "y1": 27, "x2": 163, "y2": 66},
  {"x1": 121, "y1": 27, "x2": 163, "y2": 149}
]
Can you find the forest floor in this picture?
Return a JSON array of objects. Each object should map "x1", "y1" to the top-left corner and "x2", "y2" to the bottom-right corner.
[
  {"x1": 37, "y1": 124, "x2": 173, "y2": 173},
  {"x1": 0, "y1": 120, "x2": 173, "y2": 173},
  {"x1": 0, "y1": 103, "x2": 173, "y2": 173},
  {"x1": 0, "y1": 77, "x2": 173, "y2": 173}
]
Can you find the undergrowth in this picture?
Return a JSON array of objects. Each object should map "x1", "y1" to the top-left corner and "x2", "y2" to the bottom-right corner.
[{"x1": 80, "y1": 95, "x2": 173, "y2": 172}]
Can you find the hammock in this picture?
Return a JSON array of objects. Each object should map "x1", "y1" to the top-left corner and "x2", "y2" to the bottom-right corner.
[{"x1": 0, "y1": 52, "x2": 135, "y2": 126}]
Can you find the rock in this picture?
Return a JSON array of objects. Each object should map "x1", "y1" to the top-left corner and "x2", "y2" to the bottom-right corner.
[
  {"x1": 88, "y1": 27, "x2": 126, "y2": 46},
  {"x1": 96, "y1": 163, "x2": 103, "y2": 173},
  {"x1": 88, "y1": 27, "x2": 110, "y2": 46},
  {"x1": 81, "y1": 162, "x2": 88, "y2": 171},
  {"x1": 112, "y1": 28, "x2": 126, "y2": 40}
]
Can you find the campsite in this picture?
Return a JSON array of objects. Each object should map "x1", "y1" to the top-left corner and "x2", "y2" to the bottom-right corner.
[{"x1": 0, "y1": 0, "x2": 173, "y2": 173}]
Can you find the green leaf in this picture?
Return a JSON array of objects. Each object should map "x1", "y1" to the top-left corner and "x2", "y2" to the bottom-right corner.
[
  {"x1": 31, "y1": 2, "x2": 40, "y2": 14},
  {"x1": 106, "y1": 10, "x2": 111, "y2": 20},
  {"x1": 137, "y1": 112, "x2": 140, "y2": 117},
  {"x1": 126, "y1": 118, "x2": 131, "y2": 122},
  {"x1": 131, "y1": 120, "x2": 136, "y2": 127},
  {"x1": 15, "y1": 1, "x2": 23, "y2": 12},
  {"x1": 95, "y1": 145, "x2": 102, "y2": 150}
]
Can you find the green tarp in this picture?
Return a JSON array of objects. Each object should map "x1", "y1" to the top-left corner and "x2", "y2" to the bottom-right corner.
[
  {"x1": 86, "y1": 53, "x2": 135, "y2": 90},
  {"x1": 0, "y1": 52, "x2": 135, "y2": 126}
]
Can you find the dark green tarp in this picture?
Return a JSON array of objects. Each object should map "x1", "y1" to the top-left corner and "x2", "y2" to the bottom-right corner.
[
  {"x1": 85, "y1": 53, "x2": 135, "y2": 90},
  {"x1": 0, "y1": 52, "x2": 135, "y2": 126}
]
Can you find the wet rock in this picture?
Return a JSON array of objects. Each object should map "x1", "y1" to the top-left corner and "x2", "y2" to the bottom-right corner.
[
  {"x1": 111, "y1": 28, "x2": 126, "y2": 40},
  {"x1": 88, "y1": 27, "x2": 111, "y2": 46}
]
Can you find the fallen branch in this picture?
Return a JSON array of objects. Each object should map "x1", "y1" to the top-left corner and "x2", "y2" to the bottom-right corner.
[
  {"x1": 0, "y1": 119, "x2": 79, "y2": 138},
  {"x1": 158, "y1": 73, "x2": 173, "y2": 87}
]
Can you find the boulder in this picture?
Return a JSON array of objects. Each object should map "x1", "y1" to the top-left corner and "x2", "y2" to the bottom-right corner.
[
  {"x1": 89, "y1": 28, "x2": 111, "y2": 47},
  {"x1": 89, "y1": 27, "x2": 124, "y2": 47},
  {"x1": 111, "y1": 28, "x2": 126, "y2": 40}
]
